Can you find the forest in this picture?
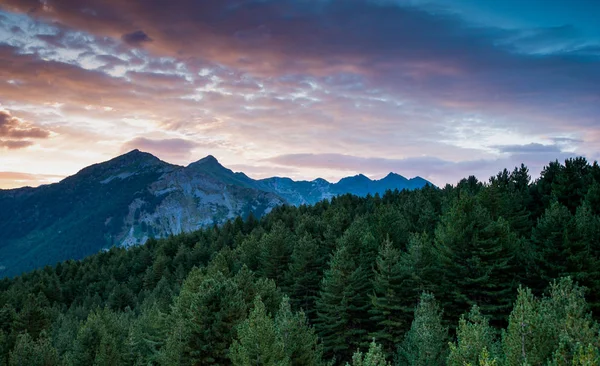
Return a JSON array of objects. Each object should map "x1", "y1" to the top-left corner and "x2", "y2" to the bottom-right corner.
[{"x1": 1, "y1": 157, "x2": 600, "y2": 365}]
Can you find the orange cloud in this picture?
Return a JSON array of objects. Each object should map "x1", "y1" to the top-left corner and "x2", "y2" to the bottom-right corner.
[{"x1": 0, "y1": 109, "x2": 51, "y2": 149}]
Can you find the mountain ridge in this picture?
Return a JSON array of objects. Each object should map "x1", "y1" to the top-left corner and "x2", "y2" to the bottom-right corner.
[{"x1": 0, "y1": 150, "x2": 433, "y2": 277}]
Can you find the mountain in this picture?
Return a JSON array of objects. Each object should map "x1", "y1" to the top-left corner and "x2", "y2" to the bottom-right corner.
[{"x1": 0, "y1": 150, "x2": 432, "y2": 277}]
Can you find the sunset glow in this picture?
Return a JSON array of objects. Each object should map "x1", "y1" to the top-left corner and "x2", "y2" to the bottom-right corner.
[{"x1": 1, "y1": 0, "x2": 599, "y2": 188}]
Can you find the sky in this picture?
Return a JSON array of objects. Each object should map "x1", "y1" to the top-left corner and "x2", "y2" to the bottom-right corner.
[{"x1": 0, "y1": 0, "x2": 599, "y2": 188}]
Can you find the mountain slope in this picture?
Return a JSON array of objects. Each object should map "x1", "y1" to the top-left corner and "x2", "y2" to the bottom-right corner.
[{"x1": 0, "y1": 151, "x2": 432, "y2": 277}]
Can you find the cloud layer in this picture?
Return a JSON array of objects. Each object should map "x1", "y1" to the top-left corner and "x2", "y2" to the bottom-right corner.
[
  {"x1": 0, "y1": 0, "x2": 598, "y2": 188},
  {"x1": 0, "y1": 109, "x2": 50, "y2": 149}
]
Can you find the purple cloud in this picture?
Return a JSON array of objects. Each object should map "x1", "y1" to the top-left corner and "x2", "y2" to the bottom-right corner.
[
  {"x1": 120, "y1": 137, "x2": 199, "y2": 161},
  {"x1": 121, "y1": 30, "x2": 152, "y2": 46}
]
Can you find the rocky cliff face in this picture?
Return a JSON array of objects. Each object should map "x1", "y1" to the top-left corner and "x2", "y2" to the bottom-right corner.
[{"x1": 0, "y1": 150, "x2": 432, "y2": 276}]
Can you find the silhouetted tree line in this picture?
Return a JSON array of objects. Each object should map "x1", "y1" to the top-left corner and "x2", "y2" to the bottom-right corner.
[{"x1": 1, "y1": 157, "x2": 600, "y2": 365}]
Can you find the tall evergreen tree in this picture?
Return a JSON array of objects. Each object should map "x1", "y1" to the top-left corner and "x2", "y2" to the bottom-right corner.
[
  {"x1": 125, "y1": 303, "x2": 167, "y2": 365},
  {"x1": 165, "y1": 271, "x2": 247, "y2": 365},
  {"x1": 530, "y1": 202, "x2": 574, "y2": 288},
  {"x1": 434, "y1": 196, "x2": 518, "y2": 326},
  {"x1": 369, "y1": 238, "x2": 407, "y2": 354},
  {"x1": 8, "y1": 331, "x2": 58, "y2": 366},
  {"x1": 258, "y1": 221, "x2": 295, "y2": 287},
  {"x1": 274, "y1": 297, "x2": 323, "y2": 366},
  {"x1": 229, "y1": 297, "x2": 288, "y2": 366},
  {"x1": 396, "y1": 293, "x2": 448, "y2": 366},
  {"x1": 447, "y1": 306, "x2": 499, "y2": 366},
  {"x1": 285, "y1": 234, "x2": 324, "y2": 320},
  {"x1": 347, "y1": 340, "x2": 391, "y2": 366},
  {"x1": 316, "y1": 243, "x2": 371, "y2": 362}
]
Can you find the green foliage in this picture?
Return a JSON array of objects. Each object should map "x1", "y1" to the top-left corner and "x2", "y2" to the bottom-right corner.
[
  {"x1": 274, "y1": 297, "x2": 323, "y2": 365},
  {"x1": 316, "y1": 238, "x2": 371, "y2": 361},
  {"x1": 229, "y1": 296, "x2": 288, "y2": 366},
  {"x1": 347, "y1": 340, "x2": 392, "y2": 366},
  {"x1": 125, "y1": 303, "x2": 167, "y2": 365},
  {"x1": 66, "y1": 308, "x2": 130, "y2": 366},
  {"x1": 434, "y1": 196, "x2": 518, "y2": 326},
  {"x1": 1, "y1": 157, "x2": 600, "y2": 365},
  {"x1": 164, "y1": 270, "x2": 248, "y2": 365},
  {"x1": 8, "y1": 331, "x2": 58, "y2": 366},
  {"x1": 396, "y1": 292, "x2": 448, "y2": 366},
  {"x1": 447, "y1": 306, "x2": 500, "y2": 366},
  {"x1": 284, "y1": 234, "x2": 324, "y2": 320}
]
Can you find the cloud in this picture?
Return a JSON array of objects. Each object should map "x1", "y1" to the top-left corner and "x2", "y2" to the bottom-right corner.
[
  {"x1": 493, "y1": 143, "x2": 562, "y2": 154},
  {"x1": 0, "y1": 171, "x2": 64, "y2": 189},
  {"x1": 121, "y1": 30, "x2": 152, "y2": 46},
  {"x1": 0, "y1": 1, "x2": 598, "y2": 186},
  {"x1": 120, "y1": 136, "x2": 199, "y2": 161},
  {"x1": 0, "y1": 140, "x2": 33, "y2": 149},
  {"x1": 0, "y1": 109, "x2": 51, "y2": 149}
]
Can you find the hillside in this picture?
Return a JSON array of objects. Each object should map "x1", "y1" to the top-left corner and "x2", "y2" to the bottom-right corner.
[
  {"x1": 0, "y1": 150, "x2": 431, "y2": 277},
  {"x1": 0, "y1": 157, "x2": 599, "y2": 365}
]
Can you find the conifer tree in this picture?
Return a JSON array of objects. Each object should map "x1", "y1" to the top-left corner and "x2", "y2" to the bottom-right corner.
[
  {"x1": 434, "y1": 196, "x2": 518, "y2": 326},
  {"x1": 501, "y1": 286, "x2": 542, "y2": 366},
  {"x1": 347, "y1": 340, "x2": 391, "y2": 366},
  {"x1": 571, "y1": 202, "x2": 600, "y2": 314},
  {"x1": 316, "y1": 243, "x2": 371, "y2": 362},
  {"x1": 259, "y1": 221, "x2": 295, "y2": 287},
  {"x1": 275, "y1": 297, "x2": 323, "y2": 365},
  {"x1": 125, "y1": 303, "x2": 167, "y2": 365},
  {"x1": 67, "y1": 308, "x2": 130, "y2": 366},
  {"x1": 8, "y1": 331, "x2": 58, "y2": 366},
  {"x1": 166, "y1": 272, "x2": 247, "y2": 365},
  {"x1": 396, "y1": 293, "x2": 448, "y2": 366},
  {"x1": 447, "y1": 306, "x2": 499, "y2": 366},
  {"x1": 531, "y1": 202, "x2": 575, "y2": 289},
  {"x1": 229, "y1": 296, "x2": 288, "y2": 366},
  {"x1": 285, "y1": 234, "x2": 323, "y2": 320},
  {"x1": 369, "y1": 238, "x2": 406, "y2": 354}
]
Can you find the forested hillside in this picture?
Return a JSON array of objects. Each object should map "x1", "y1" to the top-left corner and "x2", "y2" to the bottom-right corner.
[
  {"x1": 0, "y1": 150, "x2": 430, "y2": 278},
  {"x1": 1, "y1": 157, "x2": 600, "y2": 365}
]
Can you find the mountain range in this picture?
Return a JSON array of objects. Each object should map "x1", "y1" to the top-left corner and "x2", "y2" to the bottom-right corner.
[{"x1": 0, "y1": 150, "x2": 431, "y2": 277}]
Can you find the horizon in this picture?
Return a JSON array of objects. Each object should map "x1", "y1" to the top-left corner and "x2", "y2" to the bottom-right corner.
[
  {"x1": 1, "y1": 0, "x2": 599, "y2": 188},
  {"x1": 0, "y1": 148, "x2": 435, "y2": 190}
]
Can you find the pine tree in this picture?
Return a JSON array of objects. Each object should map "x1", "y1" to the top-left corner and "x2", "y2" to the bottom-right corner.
[
  {"x1": 501, "y1": 286, "x2": 542, "y2": 366},
  {"x1": 229, "y1": 296, "x2": 288, "y2": 366},
  {"x1": 67, "y1": 308, "x2": 130, "y2": 366},
  {"x1": 12, "y1": 293, "x2": 51, "y2": 339},
  {"x1": 434, "y1": 196, "x2": 518, "y2": 326},
  {"x1": 275, "y1": 297, "x2": 323, "y2": 365},
  {"x1": 125, "y1": 303, "x2": 167, "y2": 365},
  {"x1": 396, "y1": 293, "x2": 448, "y2": 366},
  {"x1": 8, "y1": 331, "x2": 59, "y2": 366},
  {"x1": 571, "y1": 202, "x2": 600, "y2": 315},
  {"x1": 531, "y1": 202, "x2": 574, "y2": 288},
  {"x1": 502, "y1": 278, "x2": 600, "y2": 365},
  {"x1": 447, "y1": 306, "x2": 499, "y2": 366},
  {"x1": 316, "y1": 243, "x2": 371, "y2": 362},
  {"x1": 369, "y1": 238, "x2": 407, "y2": 354},
  {"x1": 166, "y1": 271, "x2": 248, "y2": 365},
  {"x1": 285, "y1": 234, "x2": 324, "y2": 320},
  {"x1": 259, "y1": 221, "x2": 295, "y2": 287},
  {"x1": 347, "y1": 340, "x2": 391, "y2": 366}
]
